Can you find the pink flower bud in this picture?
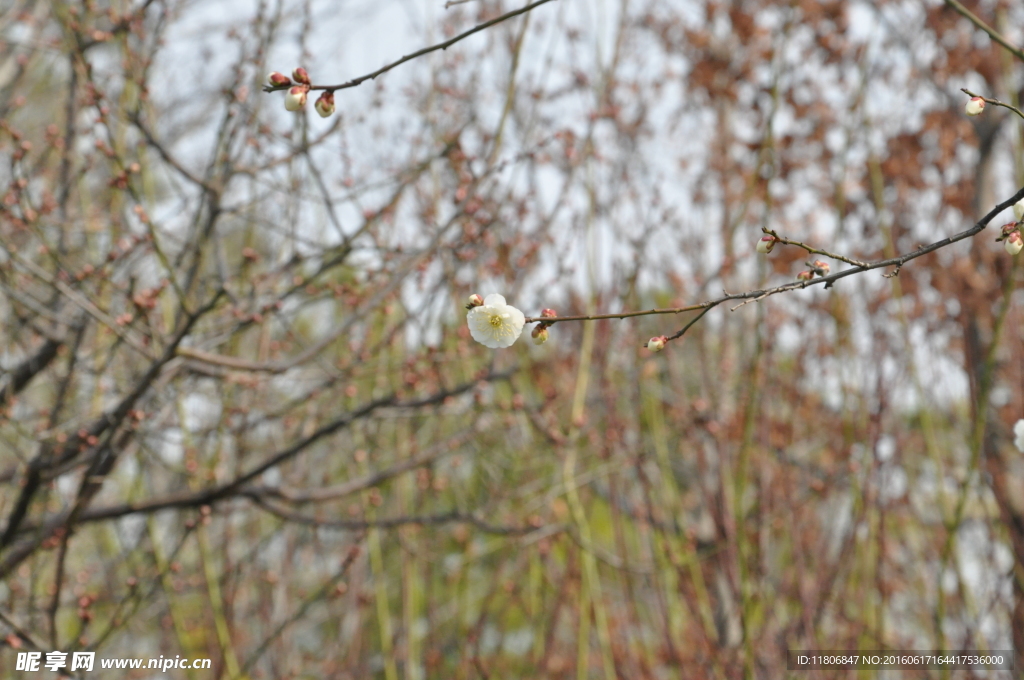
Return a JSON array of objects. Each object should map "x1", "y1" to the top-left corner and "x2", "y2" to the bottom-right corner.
[
  {"x1": 647, "y1": 336, "x2": 667, "y2": 352},
  {"x1": 540, "y1": 308, "x2": 557, "y2": 319},
  {"x1": 811, "y1": 260, "x2": 830, "y2": 275},
  {"x1": 314, "y1": 91, "x2": 335, "y2": 118},
  {"x1": 531, "y1": 326, "x2": 549, "y2": 345},
  {"x1": 284, "y1": 86, "x2": 308, "y2": 112},
  {"x1": 466, "y1": 293, "x2": 484, "y2": 309},
  {"x1": 292, "y1": 67, "x2": 311, "y2": 85},
  {"x1": 756, "y1": 235, "x2": 776, "y2": 254},
  {"x1": 796, "y1": 270, "x2": 814, "y2": 281},
  {"x1": 965, "y1": 97, "x2": 985, "y2": 116},
  {"x1": 267, "y1": 72, "x2": 291, "y2": 87},
  {"x1": 1006, "y1": 231, "x2": 1023, "y2": 256}
]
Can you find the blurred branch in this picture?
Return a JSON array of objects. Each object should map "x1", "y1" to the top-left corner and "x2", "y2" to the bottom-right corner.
[
  {"x1": 0, "y1": 607, "x2": 44, "y2": 652},
  {"x1": 8, "y1": 250, "x2": 157, "y2": 359},
  {"x1": 248, "y1": 496, "x2": 546, "y2": 536},
  {"x1": 255, "y1": 427, "x2": 478, "y2": 502},
  {"x1": 9, "y1": 370, "x2": 515, "y2": 536},
  {"x1": 238, "y1": 541, "x2": 364, "y2": 678},
  {"x1": 943, "y1": 0, "x2": 1024, "y2": 63},
  {"x1": 0, "y1": 336, "x2": 63, "y2": 407}
]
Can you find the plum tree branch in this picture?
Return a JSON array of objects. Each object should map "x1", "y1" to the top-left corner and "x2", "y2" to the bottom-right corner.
[
  {"x1": 961, "y1": 88, "x2": 1024, "y2": 122},
  {"x1": 263, "y1": 0, "x2": 558, "y2": 94},
  {"x1": 524, "y1": 185, "x2": 1024, "y2": 347}
]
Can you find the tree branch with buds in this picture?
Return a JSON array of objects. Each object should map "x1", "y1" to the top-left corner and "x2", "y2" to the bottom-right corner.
[
  {"x1": 484, "y1": 184, "x2": 1024, "y2": 350},
  {"x1": 961, "y1": 88, "x2": 1024, "y2": 122},
  {"x1": 263, "y1": 0, "x2": 558, "y2": 115}
]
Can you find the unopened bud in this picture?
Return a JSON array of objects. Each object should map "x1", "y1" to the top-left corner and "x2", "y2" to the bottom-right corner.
[
  {"x1": 1014, "y1": 199, "x2": 1024, "y2": 222},
  {"x1": 796, "y1": 270, "x2": 814, "y2": 281},
  {"x1": 292, "y1": 67, "x2": 311, "y2": 85},
  {"x1": 756, "y1": 235, "x2": 776, "y2": 254},
  {"x1": 540, "y1": 308, "x2": 557, "y2": 319},
  {"x1": 965, "y1": 97, "x2": 985, "y2": 116},
  {"x1": 267, "y1": 71, "x2": 291, "y2": 87},
  {"x1": 1006, "y1": 231, "x2": 1023, "y2": 256},
  {"x1": 284, "y1": 86, "x2": 308, "y2": 112},
  {"x1": 314, "y1": 91, "x2": 335, "y2": 118},
  {"x1": 647, "y1": 336, "x2": 667, "y2": 352},
  {"x1": 466, "y1": 293, "x2": 484, "y2": 309},
  {"x1": 811, "y1": 260, "x2": 830, "y2": 275},
  {"x1": 531, "y1": 326, "x2": 549, "y2": 345}
]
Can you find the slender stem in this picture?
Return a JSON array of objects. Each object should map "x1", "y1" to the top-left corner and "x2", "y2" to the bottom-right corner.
[
  {"x1": 524, "y1": 304, "x2": 708, "y2": 324},
  {"x1": 264, "y1": 0, "x2": 558, "y2": 94},
  {"x1": 523, "y1": 185, "x2": 1024, "y2": 345},
  {"x1": 962, "y1": 88, "x2": 1024, "y2": 122},
  {"x1": 767, "y1": 233, "x2": 869, "y2": 268}
]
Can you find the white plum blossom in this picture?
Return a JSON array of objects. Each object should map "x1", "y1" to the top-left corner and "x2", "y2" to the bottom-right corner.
[
  {"x1": 1015, "y1": 419, "x2": 1024, "y2": 453},
  {"x1": 1014, "y1": 199, "x2": 1024, "y2": 222},
  {"x1": 467, "y1": 294, "x2": 525, "y2": 348}
]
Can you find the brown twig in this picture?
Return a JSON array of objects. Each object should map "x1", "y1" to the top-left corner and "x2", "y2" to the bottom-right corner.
[
  {"x1": 263, "y1": 0, "x2": 558, "y2": 94},
  {"x1": 961, "y1": 88, "x2": 1024, "y2": 122},
  {"x1": 525, "y1": 184, "x2": 1024, "y2": 346}
]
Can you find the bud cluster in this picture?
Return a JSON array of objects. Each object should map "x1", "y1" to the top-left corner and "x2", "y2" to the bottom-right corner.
[
  {"x1": 269, "y1": 68, "x2": 336, "y2": 118},
  {"x1": 531, "y1": 308, "x2": 558, "y2": 345}
]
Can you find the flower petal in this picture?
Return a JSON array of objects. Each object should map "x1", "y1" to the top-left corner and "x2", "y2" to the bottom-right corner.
[{"x1": 483, "y1": 294, "x2": 507, "y2": 307}]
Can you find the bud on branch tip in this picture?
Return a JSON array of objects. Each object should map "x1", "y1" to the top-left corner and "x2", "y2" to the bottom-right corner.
[
  {"x1": 965, "y1": 97, "x2": 985, "y2": 116},
  {"x1": 756, "y1": 235, "x2": 776, "y2": 254}
]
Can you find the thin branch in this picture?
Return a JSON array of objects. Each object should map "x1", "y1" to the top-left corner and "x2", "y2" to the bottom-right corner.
[
  {"x1": 9, "y1": 370, "x2": 515, "y2": 535},
  {"x1": 263, "y1": 0, "x2": 558, "y2": 94},
  {"x1": 962, "y1": 88, "x2": 1024, "y2": 122},
  {"x1": 8, "y1": 250, "x2": 157, "y2": 360},
  {"x1": 524, "y1": 185, "x2": 1024, "y2": 348},
  {"x1": 763, "y1": 229, "x2": 870, "y2": 267}
]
